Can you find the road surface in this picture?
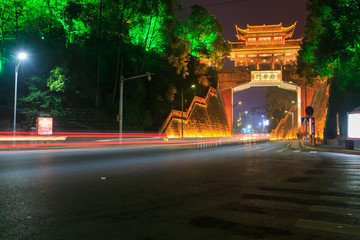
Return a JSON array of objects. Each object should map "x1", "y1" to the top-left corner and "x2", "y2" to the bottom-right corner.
[{"x1": 1, "y1": 141, "x2": 360, "y2": 240}]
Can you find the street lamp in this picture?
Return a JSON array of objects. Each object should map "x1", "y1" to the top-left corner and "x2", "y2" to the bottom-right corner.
[
  {"x1": 119, "y1": 72, "x2": 153, "y2": 138},
  {"x1": 13, "y1": 52, "x2": 27, "y2": 132},
  {"x1": 181, "y1": 84, "x2": 196, "y2": 138}
]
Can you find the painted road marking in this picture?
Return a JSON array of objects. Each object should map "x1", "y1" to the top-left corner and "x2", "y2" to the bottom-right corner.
[
  {"x1": 243, "y1": 147, "x2": 260, "y2": 151},
  {"x1": 334, "y1": 174, "x2": 360, "y2": 182},
  {"x1": 320, "y1": 195, "x2": 360, "y2": 204},
  {"x1": 293, "y1": 150, "x2": 301, "y2": 153},
  {"x1": 310, "y1": 205, "x2": 360, "y2": 216},
  {"x1": 339, "y1": 173, "x2": 360, "y2": 177},
  {"x1": 333, "y1": 181, "x2": 360, "y2": 186},
  {"x1": 335, "y1": 169, "x2": 360, "y2": 172},
  {"x1": 260, "y1": 147, "x2": 276, "y2": 152},
  {"x1": 326, "y1": 188, "x2": 360, "y2": 194},
  {"x1": 295, "y1": 218, "x2": 360, "y2": 235},
  {"x1": 309, "y1": 151, "x2": 317, "y2": 154}
]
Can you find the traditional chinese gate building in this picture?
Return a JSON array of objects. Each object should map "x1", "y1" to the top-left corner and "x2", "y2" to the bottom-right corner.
[
  {"x1": 219, "y1": 22, "x2": 319, "y2": 137},
  {"x1": 229, "y1": 22, "x2": 300, "y2": 70}
]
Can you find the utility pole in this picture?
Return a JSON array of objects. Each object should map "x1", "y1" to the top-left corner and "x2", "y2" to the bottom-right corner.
[
  {"x1": 181, "y1": 88, "x2": 183, "y2": 139},
  {"x1": 305, "y1": 83, "x2": 308, "y2": 142}
]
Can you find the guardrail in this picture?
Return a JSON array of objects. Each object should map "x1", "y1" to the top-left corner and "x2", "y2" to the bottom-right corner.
[{"x1": 196, "y1": 133, "x2": 270, "y2": 149}]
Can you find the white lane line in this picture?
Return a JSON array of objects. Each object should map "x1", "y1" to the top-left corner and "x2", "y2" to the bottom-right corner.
[
  {"x1": 226, "y1": 146, "x2": 254, "y2": 152},
  {"x1": 260, "y1": 147, "x2": 276, "y2": 152},
  {"x1": 333, "y1": 181, "x2": 360, "y2": 186},
  {"x1": 326, "y1": 188, "x2": 360, "y2": 194},
  {"x1": 336, "y1": 169, "x2": 360, "y2": 172},
  {"x1": 295, "y1": 218, "x2": 360, "y2": 234},
  {"x1": 276, "y1": 148, "x2": 288, "y2": 152},
  {"x1": 320, "y1": 195, "x2": 360, "y2": 204},
  {"x1": 243, "y1": 147, "x2": 261, "y2": 151},
  {"x1": 310, "y1": 205, "x2": 360, "y2": 216},
  {"x1": 335, "y1": 177, "x2": 360, "y2": 182},
  {"x1": 309, "y1": 151, "x2": 317, "y2": 154},
  {"x1": 334, "y1": 173, "x2": 360, "y2": 177},
  {"x1": 293, "y1": 150, "x2": 301, "y2": 153}
]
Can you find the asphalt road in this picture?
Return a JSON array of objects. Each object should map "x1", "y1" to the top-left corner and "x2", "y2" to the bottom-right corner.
[{"x1": 1, "y1": 141, "x2": 360, "y2": 240}]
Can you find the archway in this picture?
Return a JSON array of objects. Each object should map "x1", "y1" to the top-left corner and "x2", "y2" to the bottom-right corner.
[{"x1": 222, "y1": 70, "x2": 301, "y2": 135}]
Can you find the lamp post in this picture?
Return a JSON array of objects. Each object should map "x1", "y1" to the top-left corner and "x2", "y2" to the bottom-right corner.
[
  {"x1": 290, "y1": 111, "x2": 294, "y2": 139},
  {"x1": 119, "y1": 72, "x2": 153, "y2": 138},
  {"x1": 305, "y1": 82, "x2": 308, "y2": 142},
  {"x1": 13, "y1": 52, "x2": 27, "y2": 133},
  {"x1": 181, "y1": 84, "x2": 196, "y2": 138},
  {"x1": 232, "y1": 101, "x2": 242, "y2": 133},
  {"x1": 285, "y1": 110, "x2": 295, "y2": 139}
]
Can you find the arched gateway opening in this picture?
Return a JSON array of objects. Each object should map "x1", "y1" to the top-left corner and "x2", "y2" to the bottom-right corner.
[{"x1": 230, "y1": 70, "x2": 301, "y2": 136}]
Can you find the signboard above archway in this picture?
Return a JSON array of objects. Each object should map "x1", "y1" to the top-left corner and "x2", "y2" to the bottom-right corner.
[
  {"x1": 252, "y1": 70, "x2": 281, "y2": 82},
  {"x1": 233, "y1": 70, "x2": 299, "y2": 93}
]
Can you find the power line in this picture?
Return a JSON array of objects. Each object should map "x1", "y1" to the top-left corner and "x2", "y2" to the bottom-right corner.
[
  {"x1": 181, "y1": 0, "x2": 246, "y2": 9},
  {"x1": 196, "y1": 0, "x2": 246, "y2": 8}
]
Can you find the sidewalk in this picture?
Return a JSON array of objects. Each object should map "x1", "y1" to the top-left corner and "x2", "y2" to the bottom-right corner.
[{"x1": 290, "y1": 140, "x2": 360, "y2": 155}]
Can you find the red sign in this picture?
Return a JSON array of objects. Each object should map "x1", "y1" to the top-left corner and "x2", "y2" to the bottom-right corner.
[{"x1": 38, "y1": 117, "x2": 53, "y2": 135}]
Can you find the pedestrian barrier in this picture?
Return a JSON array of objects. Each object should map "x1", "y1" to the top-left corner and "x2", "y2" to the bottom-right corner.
[{"x1": 196, "y1": 134, "x2": 270, "y2": 149}]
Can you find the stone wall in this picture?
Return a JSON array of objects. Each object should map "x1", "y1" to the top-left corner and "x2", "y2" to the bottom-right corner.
[
  {"x1": 270, "y1": 105, "x2": 299, "y2": 140},
  {"x1": 310, "y1": 81, "x2": 330, "y2": 139},
  {"x1": 271, "y1": 80, "x2": 329, "y2": 140},
  {"x1": 218, "y1": 67, "x2": 251, "y2": 90},
  {"x1": 160, "y1": 87, "x2": 230, "y2": 138}
]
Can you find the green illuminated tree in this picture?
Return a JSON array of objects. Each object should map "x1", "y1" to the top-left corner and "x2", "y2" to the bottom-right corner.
[
  {"x1": 47, "y1": 67, "x2": 69, "y2": 92},
  {"x1": 298, "y1": 0, "x2": 360, "y2": 139},
  {"x1": 185, "y1": 4, "x2": 230, "y2": 69},
  {"x1": 0, "y1": 0, "x2": 230, "y2": 131},
  {"x1": 298, "y1": 0, "x2": 360, "y2": 87}
]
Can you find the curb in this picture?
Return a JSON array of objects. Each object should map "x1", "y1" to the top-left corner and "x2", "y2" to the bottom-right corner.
[{"x1": 299, "y1": 140, "x2": 360, "y2": 156}]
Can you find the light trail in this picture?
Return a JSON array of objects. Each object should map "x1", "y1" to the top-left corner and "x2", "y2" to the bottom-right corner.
[{"x1": 0, "y1": 132, "x2": 270, "y2": 150}]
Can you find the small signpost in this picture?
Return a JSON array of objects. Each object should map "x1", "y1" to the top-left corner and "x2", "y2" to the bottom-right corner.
[
  {"x1": 37, "y1": 117, "x2": 53, "y2": 135},
  {"x1": 305, "y1": 106, "x2": 315, "y2": 145},
  {"x1": 301, "y1": 117, "x2": 309, "y2": 125}
]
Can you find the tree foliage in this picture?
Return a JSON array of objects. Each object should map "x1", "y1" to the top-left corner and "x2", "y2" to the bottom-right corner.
[
  {"x1": 298, "y1": 0, "x2": 360, "y2": 88},
  {"x1": 298, "y1": 0, "x2": 360, "y2": 139},
  {"x1": 0, "y1": 0, "x2": 229, "y2": 131},
  {"x1": 185, "y1": 5, "x2": 230, "y2": 69}
]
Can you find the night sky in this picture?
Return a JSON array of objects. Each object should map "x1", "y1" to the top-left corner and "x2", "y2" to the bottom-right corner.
[
  {"x1": 185, "y1": 0, "x2": 308, "y2": 126},
  {"x1": 185, "y1": 0, "x2": 308, "y2": 41}
]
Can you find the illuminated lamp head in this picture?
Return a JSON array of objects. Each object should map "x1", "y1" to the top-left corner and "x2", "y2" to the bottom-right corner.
[{"x1": 18, "y1": 52, "x2": 27, "y2": 60}]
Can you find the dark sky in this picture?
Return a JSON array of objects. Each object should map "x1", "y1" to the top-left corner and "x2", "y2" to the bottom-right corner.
[
  {"x1": 183, "y1": 0, "x2": 309, "y2": 123},
  {"x1": 185, "y1": 0, "x2": 308, "y2": 41}
]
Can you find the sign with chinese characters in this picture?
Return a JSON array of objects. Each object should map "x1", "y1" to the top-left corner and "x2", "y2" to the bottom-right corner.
[
  {"x1": 38, "y1": 117, "x2": 53, "y2": 135},
  {"x1": 251, "y1": 70, "x2": 282, "y2": 82}
]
